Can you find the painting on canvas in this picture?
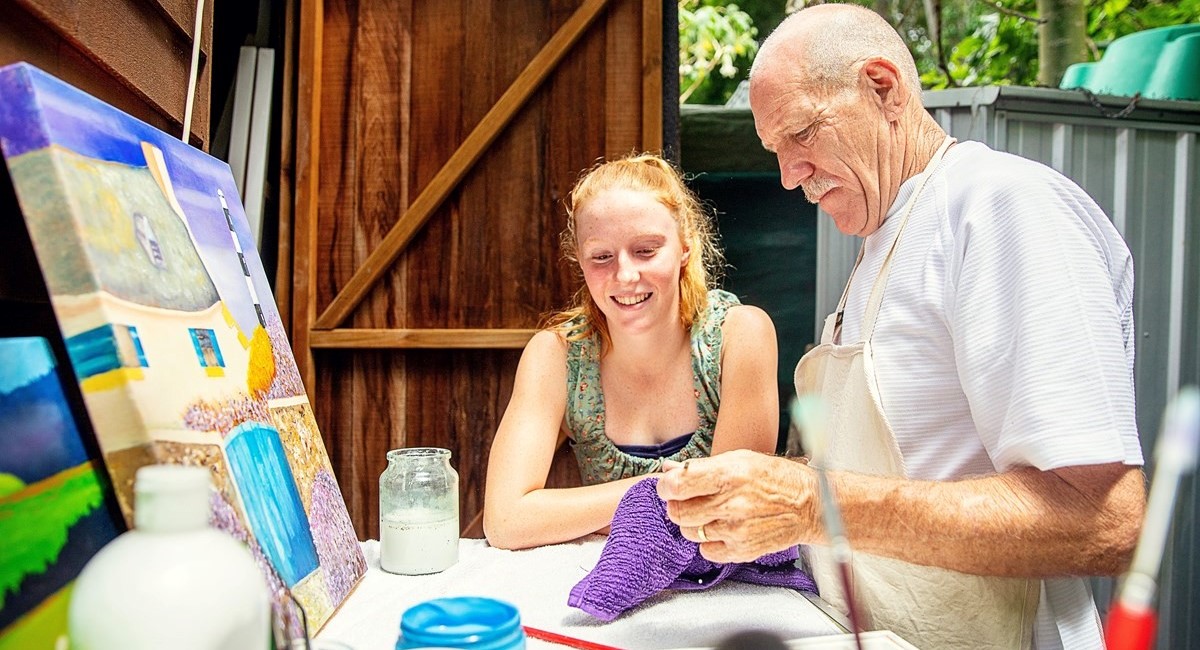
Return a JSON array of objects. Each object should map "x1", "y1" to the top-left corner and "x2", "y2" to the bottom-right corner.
[
  {"x1": 0, "y1": 337, "x2": 123, "y2": 650},
  {"x1": 0, "y1": 63, "x2": 366, "y2": 634}
]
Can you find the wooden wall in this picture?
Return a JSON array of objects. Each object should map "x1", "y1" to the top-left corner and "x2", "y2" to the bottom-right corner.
[
  {"x1": 291, "y1": 0, "x2": 664, "y2": 540},
  {"x1": 2, "y1": 0, "x2": 213, "y2": 149}
]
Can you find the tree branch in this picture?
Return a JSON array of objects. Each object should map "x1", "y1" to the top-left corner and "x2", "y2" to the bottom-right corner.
[
  {"x1": 983, "y1": 0, "x2": 1047, "y2": 24},
  {"x1": 924, "y1": 0, "x2": 956, "y2": 86}
]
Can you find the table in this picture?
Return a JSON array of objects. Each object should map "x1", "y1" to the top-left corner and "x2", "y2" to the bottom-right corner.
[{"x1": 315, "y1": 536, "x2": 919, "y2": 650}]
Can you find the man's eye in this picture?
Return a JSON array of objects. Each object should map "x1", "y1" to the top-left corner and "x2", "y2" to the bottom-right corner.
[{"x1": 794, "y1": 124, "x2": 818, "y2": 142}]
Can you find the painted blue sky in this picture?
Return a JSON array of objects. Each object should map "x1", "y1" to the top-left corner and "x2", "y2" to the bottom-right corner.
[
  {"x1": 0, "y1": 337, "x2": 89, "y2": 482},
  {"x1": 0, "y1": 337, "x2": 55, "y2": 394},
  {"x1": 0, "y1": 63, "x2": 279, "y2": 337}
]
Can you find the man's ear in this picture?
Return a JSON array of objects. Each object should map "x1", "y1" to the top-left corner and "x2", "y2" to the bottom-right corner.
[{"x1": 861, "y1": 57, "x2": 906, "y2": 120}]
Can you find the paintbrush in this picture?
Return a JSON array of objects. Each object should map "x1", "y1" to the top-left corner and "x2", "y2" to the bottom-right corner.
[
  {"x1": 790, "y1": 396, "x2": 864, "y2": 650},
  {"x1": 1105, "y1": 386, "x2": 1200, "y2": 650}
]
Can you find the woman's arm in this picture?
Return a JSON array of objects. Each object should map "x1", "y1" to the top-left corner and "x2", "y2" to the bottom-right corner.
[
  {"x1": 483, "y1": 330, "x2": 650, "y2": 549},
  {"x1": 711, "y1": 304, "x2": 780, "y2": 456}
]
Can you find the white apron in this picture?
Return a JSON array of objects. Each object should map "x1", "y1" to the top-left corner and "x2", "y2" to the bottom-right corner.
[{"x1": 793, "y1": 137, "x2": 1039, "y2": 650}]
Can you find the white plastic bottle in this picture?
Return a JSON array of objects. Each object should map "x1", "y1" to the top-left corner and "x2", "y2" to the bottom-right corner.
[{"x1": 68, "y1": 464, "x2": 272, "y2": 650}]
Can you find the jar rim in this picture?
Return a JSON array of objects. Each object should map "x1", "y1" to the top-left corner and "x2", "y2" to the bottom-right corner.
[{"x1": 387, "y1": 447, "x2": 451, "y2": 460}]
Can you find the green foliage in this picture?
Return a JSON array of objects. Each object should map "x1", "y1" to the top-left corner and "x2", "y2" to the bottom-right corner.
[
  {"x1": 925, "y1": 3, "x2": 1041, "y2": 88},
  {"x1": 916, "y1": 0, "x2": 1200, "y2": 89},
  {"x1": 0, "y1": 468, "x2": 104, "y2": 610},
  {"x1": 1088, "y1": 0, "x2": 1200, "y2": 44},
  {"x1": 684, "y1": 0, "x2": 1200, "y2": 96},
  {"x1": 679, "y1": 0, "x2": 759, "y2": 104}
]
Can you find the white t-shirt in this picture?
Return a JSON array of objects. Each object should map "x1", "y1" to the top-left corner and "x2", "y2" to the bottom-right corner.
[{"x1": 838, "y1": 141, "x2": 1142, "y2": 649}]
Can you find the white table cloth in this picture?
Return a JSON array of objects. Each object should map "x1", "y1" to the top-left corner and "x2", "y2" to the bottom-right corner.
[{"x1": 315, "y1": 536, "x2": 918, "y2": 650}]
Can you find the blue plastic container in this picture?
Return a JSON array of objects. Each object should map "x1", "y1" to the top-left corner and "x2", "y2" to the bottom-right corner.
[
  {"x1": 395, "y1": 597, "x2": 526, "y2": 650},
  {"x1": 1060, "y1": 24, "x2": 1200, "y2": 101}
]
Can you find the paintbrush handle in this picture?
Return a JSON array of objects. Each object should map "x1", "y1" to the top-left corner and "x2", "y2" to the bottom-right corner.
[{"x1": 522, "y1": 626, "x2": 625, "y2": 650}]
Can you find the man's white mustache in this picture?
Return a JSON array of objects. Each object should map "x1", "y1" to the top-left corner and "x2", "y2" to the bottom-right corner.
[{"x1": 801, "y1": 177, "x2": 837, "y2": 203}]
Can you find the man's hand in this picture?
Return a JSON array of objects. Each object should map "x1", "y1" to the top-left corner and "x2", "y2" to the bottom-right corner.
[
  {"x1": 656, "y1": 450, "x2": 821, "y2": 563},
  {"x1": 658, "y1": 451, "x2": 1144, "y2": 576}
]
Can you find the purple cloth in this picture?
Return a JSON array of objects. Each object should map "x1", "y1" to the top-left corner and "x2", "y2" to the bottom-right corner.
[{"x1": 568, "y1": 477, "x2": 817, "y2": 621}]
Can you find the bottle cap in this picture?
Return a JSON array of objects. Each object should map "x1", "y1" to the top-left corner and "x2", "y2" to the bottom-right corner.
[
  {"x1": 396, "y1": 597, "x2": 524, "y2": 649},
  {"x1": 134, "y1": 464, "x2": 212, "y2": 532}
]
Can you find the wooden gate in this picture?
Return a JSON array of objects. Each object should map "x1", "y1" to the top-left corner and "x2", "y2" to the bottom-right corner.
[{"x1": 290, "y1": 0, "x2": 665, "y2": 539}]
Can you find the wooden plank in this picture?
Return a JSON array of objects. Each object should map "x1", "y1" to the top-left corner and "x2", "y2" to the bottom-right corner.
[
  {"x1": 605, "y1": 0, "x2": 641, "y2": 157},
  {"x1": 0, "y1": 5, "x2": 174, "y2": 137},
  {"x1": 313, "y1": 0, "x2": 613, "y2": 330},
  {"x1": 451, "y1": 349, "x2": 506, "y2": 539},
  {"x1": 453, "y1": 0, "x2": 501, "y2": 331},
  {"x1": 450, "y1": 0, "x2": 551, "y2": 332},
  {"x1": 14, "y1": 0, "x2": 212, "y2": 146},
  {"x1": 292, "y1": 0, "x2": 323, "y2": 393},
  {"x1": 341, "y1": 0, "x2": 415, "y2": 542},
  {"x1": 146, "y1": 0, "x2": 215, "y2": 52},
  {"x1": 314, "y1": 0, "x2": 358, "y2": 320},
  {"x1": 310, "y1": 329, "x2": 537, "y2": 349},
  {"x1": 274, "y1": 0, "x2": 297, "y2": 328},
  {"x1": 642, "y1": 0, "x2": 663, "y2": 150},
  {"x1": 353, "y1": 0, "x2": 412, "y2": 329},
  {"x1": 401, "y1": 0, "x2": 463, "y2": 331},
  {"x1": 346, "y1": 351, "x2": 406, "y2": 540},
  {"x1": 318, "y1": 351, "x2": 362, "y2": 535}
]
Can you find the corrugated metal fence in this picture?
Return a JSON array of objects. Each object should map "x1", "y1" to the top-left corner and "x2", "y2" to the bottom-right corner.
[{"x1": 816, "y1": 85, "x2": 1200, "y2": 649}]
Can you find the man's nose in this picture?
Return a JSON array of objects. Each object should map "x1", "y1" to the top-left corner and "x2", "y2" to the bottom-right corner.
[{"x1": 778, "y1": 149, "x2": 813, "y2": 191}]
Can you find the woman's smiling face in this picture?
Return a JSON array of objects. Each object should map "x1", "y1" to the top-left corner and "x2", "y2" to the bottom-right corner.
[{"x1": 574, "y1": 188, "x2": 690, "y2": 334}]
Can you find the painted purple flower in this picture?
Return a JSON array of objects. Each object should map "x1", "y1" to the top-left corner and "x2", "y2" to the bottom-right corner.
[{"x1": 308, "y1": 469, "x2": 366, "y2": 603}]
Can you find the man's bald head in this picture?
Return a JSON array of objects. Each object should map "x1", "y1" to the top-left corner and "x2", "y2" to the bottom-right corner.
[
  {"x1": 751, "y1": 4, "x2": 921, "y2": 98},
  {"x1": 747, "y1": 3, "x2": 946, "y2": 238}
]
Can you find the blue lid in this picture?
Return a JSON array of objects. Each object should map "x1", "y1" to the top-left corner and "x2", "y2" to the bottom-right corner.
[{"x1": 396, "y1": 597, "x2": 525, "y2": 650}]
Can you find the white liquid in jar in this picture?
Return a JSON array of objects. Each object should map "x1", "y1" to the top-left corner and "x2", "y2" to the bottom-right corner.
[{"x1": 380, "y1": 510, "x2": 459, "y2": 575}]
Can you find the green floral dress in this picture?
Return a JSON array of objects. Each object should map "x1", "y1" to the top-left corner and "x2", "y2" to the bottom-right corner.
[{"x1": 563, "y1": 289, "x2": 740, "y2": 485}]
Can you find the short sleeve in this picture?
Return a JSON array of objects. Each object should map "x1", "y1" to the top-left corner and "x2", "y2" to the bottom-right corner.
[{"x1": 947, "y1": 169, "x2": 1140, "y2": 470}]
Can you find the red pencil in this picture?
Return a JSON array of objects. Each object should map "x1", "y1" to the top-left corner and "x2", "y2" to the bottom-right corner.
[{"x1": 522, "y1": 625, "x2": 626, "y2": 650}]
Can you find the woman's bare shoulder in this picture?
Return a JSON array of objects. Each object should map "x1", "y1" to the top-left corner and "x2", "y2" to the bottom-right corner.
[{"x1": 722, "y1": 303, "x2": 776, "y2": 336}]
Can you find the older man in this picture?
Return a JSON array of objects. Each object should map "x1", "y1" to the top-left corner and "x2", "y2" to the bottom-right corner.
[{"x1": 657, "y1": 4, "x2": 1145, "y2": 649}]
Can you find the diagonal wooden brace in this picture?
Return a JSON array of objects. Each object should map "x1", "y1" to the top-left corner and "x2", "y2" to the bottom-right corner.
[{"x1": 314, "y1": 0, "x2": 613, "y2": 329}]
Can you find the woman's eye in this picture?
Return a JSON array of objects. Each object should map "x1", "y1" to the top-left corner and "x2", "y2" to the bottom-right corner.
[
  {"x1": 590, "y1": 253, "x2": 612, "y2": 263},
  {"x1": 637, "y1": 248, "x2": 658, "y2": 257}
]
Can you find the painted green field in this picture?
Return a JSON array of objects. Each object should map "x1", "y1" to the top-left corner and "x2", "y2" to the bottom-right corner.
[{"x1": 0, "y1": 463, "x2": 106, "y2": 649}]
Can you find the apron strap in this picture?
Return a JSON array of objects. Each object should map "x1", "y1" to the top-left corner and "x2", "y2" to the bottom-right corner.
[
  {"x1": 832, "y1": 135, "x2": 956, "y2": 343},
  {"x1": 826, "y1": 243, "x2": 866, "y2": 344}
]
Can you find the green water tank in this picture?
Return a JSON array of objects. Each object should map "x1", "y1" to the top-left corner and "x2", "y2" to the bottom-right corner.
[{"x1": 1061, "y1": 24, "x2": 1200, "y2": 101}]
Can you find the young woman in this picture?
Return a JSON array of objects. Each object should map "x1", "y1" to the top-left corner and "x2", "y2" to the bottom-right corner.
[{"x1": 483, "y1": 153, "x2": 779, "y2": 549}]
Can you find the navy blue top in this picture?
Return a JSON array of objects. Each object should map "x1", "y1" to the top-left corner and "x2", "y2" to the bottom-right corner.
[{"x1": 614, "y1": 432, "x2": 695, "y2": 459}]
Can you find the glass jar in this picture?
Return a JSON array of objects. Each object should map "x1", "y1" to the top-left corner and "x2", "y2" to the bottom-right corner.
[{"x1": 379, "y1": 447, "x2": 460, "y2": 575}]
